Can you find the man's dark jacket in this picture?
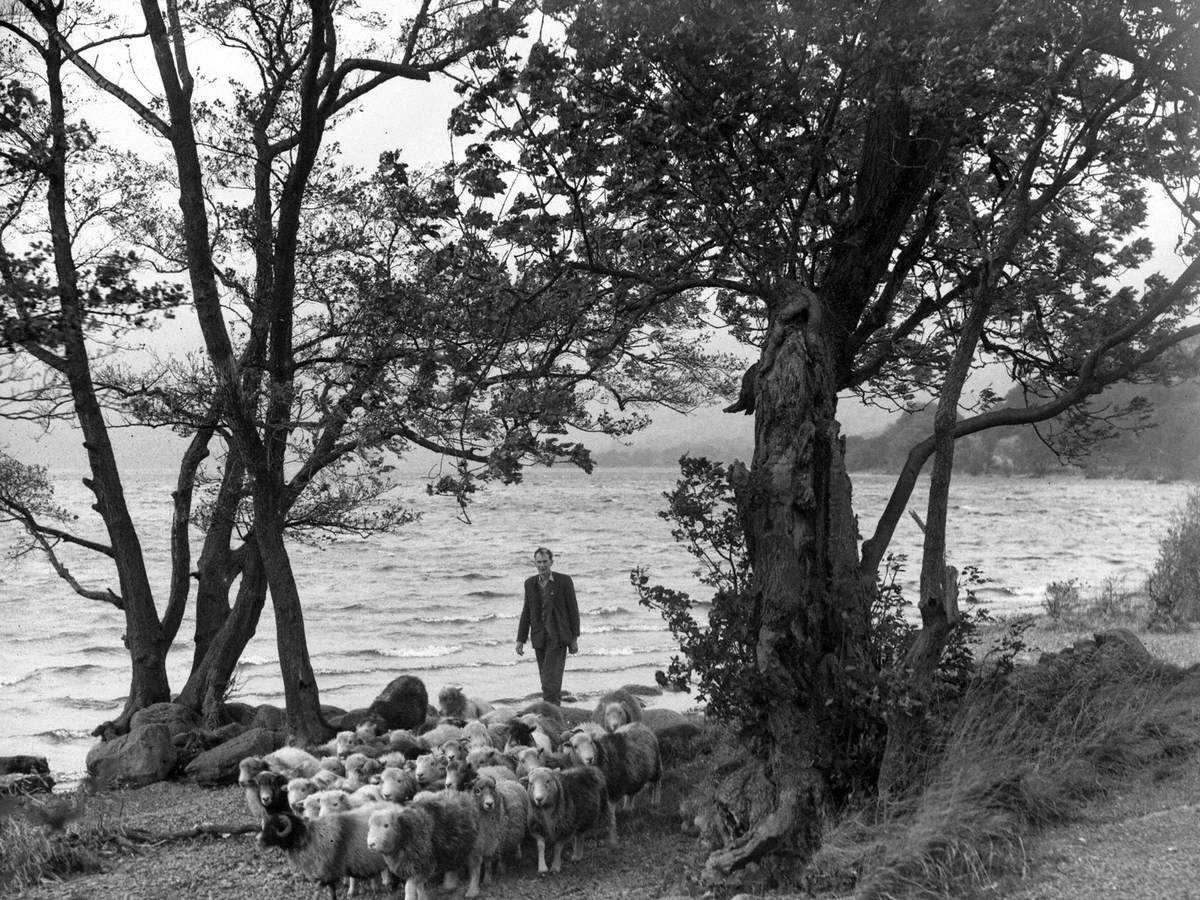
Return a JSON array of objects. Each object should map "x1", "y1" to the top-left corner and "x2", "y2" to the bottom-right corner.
[{"x1": 517, "y1": 573, "x2": 580, "y2": 649}]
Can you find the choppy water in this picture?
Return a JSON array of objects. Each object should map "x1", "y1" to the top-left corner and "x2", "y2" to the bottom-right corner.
[{"x1": 0, "y1": 465, "x2": 1190, "y2": 780}]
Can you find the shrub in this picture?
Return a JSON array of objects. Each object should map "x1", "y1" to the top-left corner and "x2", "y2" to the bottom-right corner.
[
  {"x1": 1146, "y1": 489, "x2": 1200, "y2": 632},
  {"x1": 1043, "y1": 578, "x2": 1082, "y2": 621}
]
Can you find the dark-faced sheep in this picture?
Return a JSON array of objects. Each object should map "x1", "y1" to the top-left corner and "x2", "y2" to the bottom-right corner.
[
  {"x1": 259, "y1": 807, "x2": 388, "y2": 900},
  {"x1": 564, "y1": 722, "x2": 662, "y2": 809},
  {"x1": 366, "y1": 789, "x2": 482, "y2": 899},
  {"x1": 256, "y1": 770, "x2": 292, "y2": 817},
  {"x1": 590, "y1": 688, "x2": 644, "y2": 732},
  {"x1": 522, "y1": 765, "x2": 615, "y2": 875},
  {"x1": 438, "y1": 685, "x2": 493, "y2": 720},
  {"x1": 471, "y1": 774, "x2": 531, "y2": 883}
]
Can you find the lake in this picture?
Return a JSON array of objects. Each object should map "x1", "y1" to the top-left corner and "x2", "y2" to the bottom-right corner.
[{"x1": 0, "y1": 465, "x2": 1190, "y2": 780}]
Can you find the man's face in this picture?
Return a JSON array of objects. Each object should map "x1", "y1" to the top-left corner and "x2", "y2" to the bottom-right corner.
[{"x1": 534, "y1": 553, "x2": 553, "y2": 578}]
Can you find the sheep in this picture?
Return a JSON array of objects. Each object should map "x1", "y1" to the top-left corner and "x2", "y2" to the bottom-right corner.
[
  {"x1": 265, "y1": 745, "x2": 324, "y2": 780},
  {"x1": 256, "y1": 770, "x2": 292, "y2": 816},
  {"x1": 521, "y1": 765, "x2": 615, "y2": 875},
  {"x1": 287, "y1": 778, "x2": 321, "y2": 815},
  {"x1": 444, "y1": 759, "x2": 517, "y2": 792},
  {"x1": 438, "y1": 685, "x2": 493, "y2": 720},
  {"x1": 366, "y1": 789, "x2": 483, "y2": 899},
  {"x1": 462, "y1": 720, "x2": 497, "y2": 750},
  {"x1": 312, "y1": 769, "x2": 343, "y2": 791},
  {"x1": 413, "y1": 752, "x2": 448, "y2": 790},
  {"x1": 343, "y1": 753, "x2": 383, "y2": 791},
  {"x1": 471, "y1": 773, "x2": 531, "y2": 883},
  {"x1": 318, "y1": 790, "x2": 355, "y2": 817},
  {"x1": 438, "y1": 738, "x2": 469, "y2": 766},
  {"x1": 387, "y1": 728, "x2": 428, "y2": 759},
  {"x1": 318, "y1": 756, "x2": 346, "y2": 777},
  {"x1": 505, "y1": 718, "x2": 554, "y2": 755},
  {"x1": 239, "y1": 756, "x2": 270, "y2": 821},
  {"x1": 259, "y1": 807, "x2": 388, "y2": 900},
  {"x1": 465, "y1": 746, "x2": 517, "y2": 773},
  {"x1": 516, "y1": 700, "x2": 565, "y2": 725},
  {"x1": 512, "y1": 746, "x2": 569, "y2": 778},
  {"x1": 419, "y1": 722, "x2": 463, "y2": 748},
  {"x1": 379, "y1": 766, "x2": 419, "y2": 804},
  {"x1": 563, "y1": 722, "x2": 662, "y2": 809},
  {"x1": 590, "y1": 688, "x2": 644, "y2": 732}
]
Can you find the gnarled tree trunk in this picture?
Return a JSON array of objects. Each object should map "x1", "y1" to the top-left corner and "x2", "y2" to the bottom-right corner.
[{"x1": 706, "y1": 283, "x2": 872, "y2": 879}]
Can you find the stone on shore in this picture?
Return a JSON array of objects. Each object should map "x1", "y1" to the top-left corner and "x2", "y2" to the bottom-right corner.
[
  {"x1": 0, "y1": 755, "x2": 49, "y2": 777},
  {"x1": 369, "y1": 674, "x2": 429, "y2": 730},
  {"x1": 250, "y1": 704, "x2": 287, "y2": 731},
  {"x1": 131, "y1": 702, "x2": 201, "y2": 740},
  {"x1": 185, "y1": 727, "x2": 284, "y2": 786},
  {"x1": 0, "y1": 756, "x2": 54, "y2": 795},
  {"x1": 87, "y1": 723, "x2": 177, "y2": 789}
]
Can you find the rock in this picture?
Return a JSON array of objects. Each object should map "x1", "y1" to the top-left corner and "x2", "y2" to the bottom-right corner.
[
  {"x1": 1094, "y1": 628, "x2": 1154, "y2": 668},
  {"x1": 369, "y1": 675, "x2": 429, "y2": 731},
  {"x1": 251, "y1": 704, "x2": 287, "y2": 731},
  {"x1": 86, "y1": 723, "x2": 177, "y2": 789},
  {"x1": 328, "y1": 708, "x2": 382, "y2": 732},
  {"x1": 0, "y1": 772, "x2": 55, "y2": 795},
  {"x1": 0, "y1": 755, "x2": 49, "y2": 777},
  {"x1": 131, "y1": 702, "x2": 200, "y2": 740},
  {"x1": 221, "y1": 702, "x2": 257, "y2": 727},
  {"x1": 185, "y1": 727, "x2": 284, "y2": 786},
  {"x1": 320, "y1": 704, "x2": 347, "y2": 720}
]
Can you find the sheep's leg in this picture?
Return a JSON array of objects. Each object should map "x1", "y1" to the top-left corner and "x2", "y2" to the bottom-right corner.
[
  {"x1": 652, "y1": 778, "x2": 662, "y2": 806},
  {"x1": 464, "y1": 849, "x2": 483, "y2": 899},
  {"x1": 550, "y1": 839, "x2": 564, "y2": 873},
  {"x1": 440, "y1": 869, "x2": 459, "y2": 891},
  {"x1": 569, "y1": 832, "x2": 583, "y2": 862},
  {"x1": 347, "y1": 875, "x2": 357, "y2": 897},
  {"x1": 404, "y1": 877, "x2": 418, "y2": 900},
  {"x1": 606, "y1": 799, "x2": 618, "y2": 847},
  {"x1": 535, "y1": 833, "x2": 548, "y2": 875}
]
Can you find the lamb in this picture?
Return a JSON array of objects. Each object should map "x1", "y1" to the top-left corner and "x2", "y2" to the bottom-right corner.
[
  {"x1": 471, "y1": 774, "x2": 531, "y2": 883},
  {"x1": 462, "y1": 720, "x2": 498, "y2": 750},
  {"x1": 444, "y1": 759, "x2": 517, "y2": 792},
  {"x1": 379, "y1": 766, "x2": 419, "y2": 804},
  {"x1": 522, "y1": 765, "x2": 615, "y2": 875},
  {"x1": 312, "y1": 768, "x2": 343, "y2": 790},
  {"x1": 563, "y1": 722, "x2": 662, "y2": 809},
  {"x1": 366, "y1": 789, "x2": 483, "y2": 899},
  {"x1": 288, "y1": 778, "x2": 321, "y2": 815},
  {"x1": 590, "y1": 688, "x2": 644, "y2": 732},
  {"x1": 259, "y1": 807, "x2": 388, "y2": 900},
  {"x1": 512, "y1": 746, "x2": 568, "y2": 778},
  {"x1": 438, "y1": 684, "x2": 493, "y2": 720},
  {"x1": 343, "y1": 753, "x2": 383, "y2": 791},
  {"x1": 418, "y1": 721, "x2": 463, "y2": 748}
]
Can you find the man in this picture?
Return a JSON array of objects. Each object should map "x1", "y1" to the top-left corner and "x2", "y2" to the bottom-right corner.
[{"x1": 515, "y1": 546, "x2": 580, "y2": 705}]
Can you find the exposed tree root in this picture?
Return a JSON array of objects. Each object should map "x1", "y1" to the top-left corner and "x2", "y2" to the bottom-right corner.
[{"x1": 703, "y1": 789, "x2": 800, "y2": 881}]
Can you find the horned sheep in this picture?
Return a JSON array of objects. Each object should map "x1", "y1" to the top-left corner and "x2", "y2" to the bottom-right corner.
[
  {"x1": 259, "y1": 807, "x2": 389, "y2": 900},
  {"x1": 522, "y1": 765, "x2": 615, "y2": 875},
  {"x1": 471, "y1": 773, "x2": 531, "y2": 883}
]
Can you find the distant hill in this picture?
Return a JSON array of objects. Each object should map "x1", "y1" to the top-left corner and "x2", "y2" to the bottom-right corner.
[{"x1": 845, "y1": 380, "x2": 1200, "y2": 481}]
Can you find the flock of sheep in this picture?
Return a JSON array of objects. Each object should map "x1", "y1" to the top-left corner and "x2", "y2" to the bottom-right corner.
[{"x1": 238, "y1": 686, "x2": 664, "y2": 900}]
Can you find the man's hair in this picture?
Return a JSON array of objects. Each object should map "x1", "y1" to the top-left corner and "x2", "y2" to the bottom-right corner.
[{"x1": 533, "y1": 546, "x2": 554, "y2": 561}]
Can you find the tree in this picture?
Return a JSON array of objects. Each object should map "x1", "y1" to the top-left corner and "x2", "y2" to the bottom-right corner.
[
  {"x1": 456, "y1": 0, "x2": 1200, "y2": 877},
  {"x1": 1, "y1": 0, "x2": 732, "y2": 740}
]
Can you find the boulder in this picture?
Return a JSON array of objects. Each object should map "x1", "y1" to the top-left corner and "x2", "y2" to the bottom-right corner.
[
  {"x1": 86, "y1": 723, "x2": 177, "y2": 788},
  {"x1": 250, "y1": 704, "x2": 287, "y2": 732},
  {"x1": 185, "y1": 727, "x2": 283, "y2": 786},
  {"x1": 131, "y1": 702, "x2": 200, "y2": 740},
  {"x1": 328, "y1": 708, "x2": 381, "y2": 732},
  {"x1": 220, "y1": 702, "x2": 257, "y2": 727},
  {"x1": 369, "y1": 675, "x2": 429, "y2": 731},
  {"x1": 0, "y1": 755, "x2": 49, "y2": 777}
]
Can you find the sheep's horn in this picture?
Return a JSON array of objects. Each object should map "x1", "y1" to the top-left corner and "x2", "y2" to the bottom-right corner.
[{"x1": 275, "y1": 814, "x2": 293, "y2": 838}]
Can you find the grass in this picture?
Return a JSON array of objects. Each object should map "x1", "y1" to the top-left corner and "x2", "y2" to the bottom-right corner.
[{"x1": 0, "y1": 803, "x2": 104, "y2": 894}]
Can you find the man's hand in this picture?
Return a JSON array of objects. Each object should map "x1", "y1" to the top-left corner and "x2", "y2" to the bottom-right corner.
[
  {"x1": 515, "y1": 641, "x2": 525, "y2": 656},
  {"x1": 568, "y1": 641, "x2": 578, "y2": 654}
]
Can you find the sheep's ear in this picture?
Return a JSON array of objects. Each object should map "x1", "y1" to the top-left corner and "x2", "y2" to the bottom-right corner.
[{"x1": 519, "y1": 776, "x2": 529, "y2": 789}]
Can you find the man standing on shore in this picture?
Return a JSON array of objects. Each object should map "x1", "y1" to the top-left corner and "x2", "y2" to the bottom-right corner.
[{"x1": 515, "y1": 547, "x2": 580, "y2": 705}]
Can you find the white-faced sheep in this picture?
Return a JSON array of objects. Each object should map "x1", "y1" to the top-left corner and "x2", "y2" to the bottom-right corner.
[
  {"x1": 438, "y1": 685, "x2": 494, "y2": 721},
  {"x1": 342, "y1": 753, "x2": 383, "y2": 791},
  {"x1": 471, "y1": 773, "x2": 531, "y2": 883},
  {"x1": 413, "y1": 752, "x2": 448, "y2": 790},
  {"x1": 445, "y1": 759, "x2": 517, "y2": 792},
  {"x1": 590, "y1": 688, "x2": 644, "y2": 733},
  {"x1": 462, "y1": 720, "x2": 499, "y2": 750},
  {"x1": 239, "y1": 756, "x2": 270, "y2": 821},
  {"x1": 259, "y1": 808, "x2": 388, "y2": 900},
  {"x1": 379, "y1": 766, "x2": 419, "y2": 804},
  {"x1": 522, "y1": 765, "x2": 615, "y2": 875},
  {"x1": 287, "y1": 778, "x2": 320, "y2": 815},
  {"x1": 564, "y1": 722, "x2": 662, "y2": 809},
  {"x1": 512, "y1": 746, "x2": 569, "y2": 778},
  {"x1": 366, "y1": 790, "x2": 483, "y2": 899}
]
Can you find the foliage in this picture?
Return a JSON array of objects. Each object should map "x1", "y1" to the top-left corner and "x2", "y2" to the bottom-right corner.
[
  {"x1": 1147, "y1": 489, "x2": 1200, "y2": 632},
  {"x1": 1043, "y1": 578, "x2": 1083, "y2": 621},
  {"x1": 0, "y1": 807, "x2": 101, "y2": 893}
]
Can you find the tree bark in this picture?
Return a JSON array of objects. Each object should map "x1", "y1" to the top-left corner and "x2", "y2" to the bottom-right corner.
[
  {"x1": 40, "y1": 36, "x2": 169, "y2": 729},
  {"x1": 705, "y1": 282, "x2": 871, "y2": 879}
]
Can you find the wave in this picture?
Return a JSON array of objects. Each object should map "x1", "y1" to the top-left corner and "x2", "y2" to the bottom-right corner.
[
  {"x1": 585, "y1": 606, "x2": 631, "y2": 617},
  {"x1": 588, "y1": 624, "x2": 664, "y2": 635},
  {"x1": 33, "y1": 728, "x2": 94, "y2": 744},
  {"x1": 77, "y1": 645, "x2": 125, "y2": 657},
  {"x1": 460, "y1": 572, "x2": 502, "y2": 581},
  {"x1": 411, "y1": 612, "x2": 516, "y2": 625},
  {"x1": 57, "y1": 696, "x2": 125, "y2": 711},
  {"x1": 465, "y1": 590, "x2": 510, "y2": 599},
  {"x1": 0, "y1": 673, "x2": 34, "y2": 688},
  {"x1": 374, "y1": 644, "x2": 465, "y2": 659},
  {"x1": 313, "y1": 666, "x2": 373, "y2": 677},
  {"x1": 580, "y1": 647, "x2": 635, "y2": 657},
  {"x1": 236, "y1": 655, "x2": 277, "y2": 668}
]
